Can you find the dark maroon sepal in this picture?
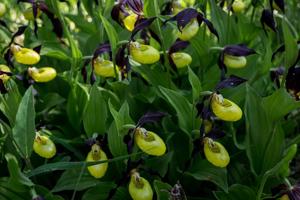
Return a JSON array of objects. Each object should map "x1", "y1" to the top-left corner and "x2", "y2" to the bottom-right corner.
[
  {"x1": 131, "y1": 17, "x2": 156, "y2": 40},
  {"x1": 261, "y1": 9, "x2": 276, "y2": 33},
  {"x1": 215, "y1": 75, "x2": 247, "y2": 90},
  {"x1": 0, "y1": 80, "x2": 8, "y2": 94},
  {"x1": 223, "y1": 44, "x2": 256, "y2": 56},
  {"x1": 136, "y1": 111, "x2": 167, "y2": 127}
]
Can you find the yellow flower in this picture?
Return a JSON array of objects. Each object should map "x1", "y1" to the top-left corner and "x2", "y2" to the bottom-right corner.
[
  {"x1": 130, "y1": 42, "x2": 160, "y2": 64},
  {"x1": 86, "y1": 144, "x2": 108, "y2": 179},
  {"x1": 129, "y1": 171, "x2": 153, "y2": 200},
  {"x1": 134, "y1": 128, "x2": 166, "y2": 156},
  {"x1": 28, "y1": 67, "x2": 57, "y2": 83},
  {"x1": 33, "y1": 134, "x2": 56, "y2": 159},
  {"x1": 203, "y1": 137, "x2": 230, "y2": 168},
  {"x1": 211, "y1": 93, "x2": 242, "y2": 122}
]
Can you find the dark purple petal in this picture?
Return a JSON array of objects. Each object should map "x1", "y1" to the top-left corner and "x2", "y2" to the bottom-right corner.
[
  {"x1": 131, "y1": 17, "x2": 156, "y2": 40},
  {"x1": 261, "y1": 9, "x2": 276, "y2": 32},
  {"x1": 39, "y1": 3, "x2": 63, "y2": 38},
  {"x1": 270, "y1": 66, "x2": 285, "y2": 88},
  {"x1": 286, "y1": 65, "x2": 300, "y2": 100},
  {"x1": 0, "y1": 71, "x2": 13, "y2": 76},
  {"x1": 0, "y1": 80, "x2": 8, "y2": 94},
  {"x1": 205, "y1": 128, "x2": 226, "y2": 140},
  {"x1": 215, "y1": 75, "x2": 247, "y2": 90},
  {"x1": 148, "y1": 29, "x2": 162, "y2": 45},
  {"x1": 161, "y1": 2, "x2": 173, "y2": 15},
  {"x1": 202, "y1": 17, "x2": 219, "y2": 40},
  {"x1": 271, "y1": 43, "x2": 286, "y2": 61},
  {"x1": 196, "y1": 102, "x2": 204, "y2": 117},
  {"x1": 7, "y1": 25, "x2": 27, "y2": 47},
  {"x1": 126, "y1": 0, "x2": 144, "y2": 15},
  {"x1": 115, "y1": 44, "x2": 128, "y2": 67},
  {"x1": 111, "y1": 4, "x2": 127, "y2": 26},
  {"x1": 270, "y1": 0, "x2": 285, "y2": 12},
  {"x1": 81, "y1": 59, "x2": 91, "y2": 83},
  {"x1": 140, "y1": 28, "x2": 162, "y2": 45},
  {"x1": 174, "y1": 8, "x2": 199, "y2": 29},
  {"x1": 33, "y1": 45, "x2": 42, "y2": 54},
  {"x1": 136, "y1": 111, "x2": 167, "y2": 127},
  {"x1": 169, "y1": 40, "x2": 189, "y2": 54},
  {"x1": 90, "y1": 71, "x2": 96, "y2": 85},
  {"x1": 92, "y1": 43, "x2": 112, "y2": 60},
  {"x1": 17, "y1": 0, "x2": 34, "y2": 3},
  {"x1": 4, "y1": 50, "x2": 14, "y2": 68},
  {"x1": 218, "y1": 52, "x2": 227, "y2": 79},
  {"x1": 223, "y1": 44, "x2": 256, "y2": 56}
]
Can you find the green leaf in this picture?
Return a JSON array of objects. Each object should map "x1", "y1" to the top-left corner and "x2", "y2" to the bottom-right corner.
[
  {"x1": 188, "y1": 67, "x2": 202, "y2": 102},
  {"x1": 27, "y1": 152, "x2": 143, "y2": 177},
  {"x1": 282, "y1": 19, "x2": 298, "y2": 68},
  {"x1": 0, "y1": 80, "x2": 21, "y2": 125},
  {"x1": 107, "y1": 100, "x2": 133, "y2": 157},
  {"x1": 111, "y1": 187, "x2": 131, "y2": 200},
  {"x1": 40, "y1": 47, "x2": 69, "y2": 61},
  {"x1": 185, "y1": 158, "x2": 228, "y2": 192},
  {"x1": 5, "y1": 153, "x2": 34, "y2": 187},
  {"x1": 153, "y1": 180, "x2": 172, "y2": 200},
  {"x1": 67, "y1": 83, "x2": 89, "y2": 130},
  {"x1": 52, "y1": 169, "x2": 101, "y2": 192},
  {"x1": 132, "y1": 66, "x2": 176, "y2": 89},
  {"x1": 214, "y1": 184, "x2": 256, "y2": 200},
  {"x1": 245, "y1": 84, "x2": 284, "y2": 175},
  {"x1": 12, "y1": 86, "x2": 35, "y2": 159},
  {"x1": 145, "y1": 152, "x2": 174, "y2": 177},
  {"x1": 256, "y1": 144, "x2": 300, "y2": 199},
  {"x1": 262, "y1": 88, "x2": 300, "y2": 121},
  {"x1": 83, "y1": 85, "x2": 108, "y2": 137},
  {"x1": 99, "y1": 13, "x2": 118, "y2": 53},
  {"x1": 0, "y1": 178, "x2": 30, "y2": 200},
  {"x1": 82, "y1": 182, "x2": 116, "y2": 200},
  {"x1": 159, "y1": 86, "x2": 197, "y2": 134},
  {"x1": 35, "y1": 185, "x2": 64, "y2": 200}
]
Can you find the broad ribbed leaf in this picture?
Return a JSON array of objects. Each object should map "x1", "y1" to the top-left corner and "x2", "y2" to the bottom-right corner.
[
  {"x1": 282, "y1": 19, "x2": 298, "y2": 68},
  {"x1": 159, "y1": 86, "x2": 198, "y2": 134},
  {"x1": 214, "y1": 184, "x2": 256, "y2": 200},
  {"x1": 83, "y1": 85, "x2": 107, "y2": 137},
  {"x1": 186, "y1": 158, "x2": 228, "y2": 192},
  {"x1": 12, "y1": 86, "x2": 35, "y2": 159},
  {"x1": 245, "y1": 84, "x2": 284, "y2": 175}
]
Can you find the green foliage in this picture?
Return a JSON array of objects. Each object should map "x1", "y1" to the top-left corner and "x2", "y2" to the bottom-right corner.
[{"x1": 0, "y1": 0, "x2": 299, "y2": 199}]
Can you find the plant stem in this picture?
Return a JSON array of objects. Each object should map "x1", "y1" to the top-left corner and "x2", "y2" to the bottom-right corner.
[
  {"x1": 71, "y1": 163, "x2": 86, "y2": 200},
  {"x1": 209, "y1": 46, "x2": 224, "y2": 51},
  {"x1": 274, "y1": 12, "x2": 299, "y2": 38},
  {"x1": 154, "y1": 0, "x2": 173, "y2": 87}
]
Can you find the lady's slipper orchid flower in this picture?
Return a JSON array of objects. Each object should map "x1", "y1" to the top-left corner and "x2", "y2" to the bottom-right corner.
[{"x1": 164, "y1": 8, "x2": 219, "y2": 41}]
